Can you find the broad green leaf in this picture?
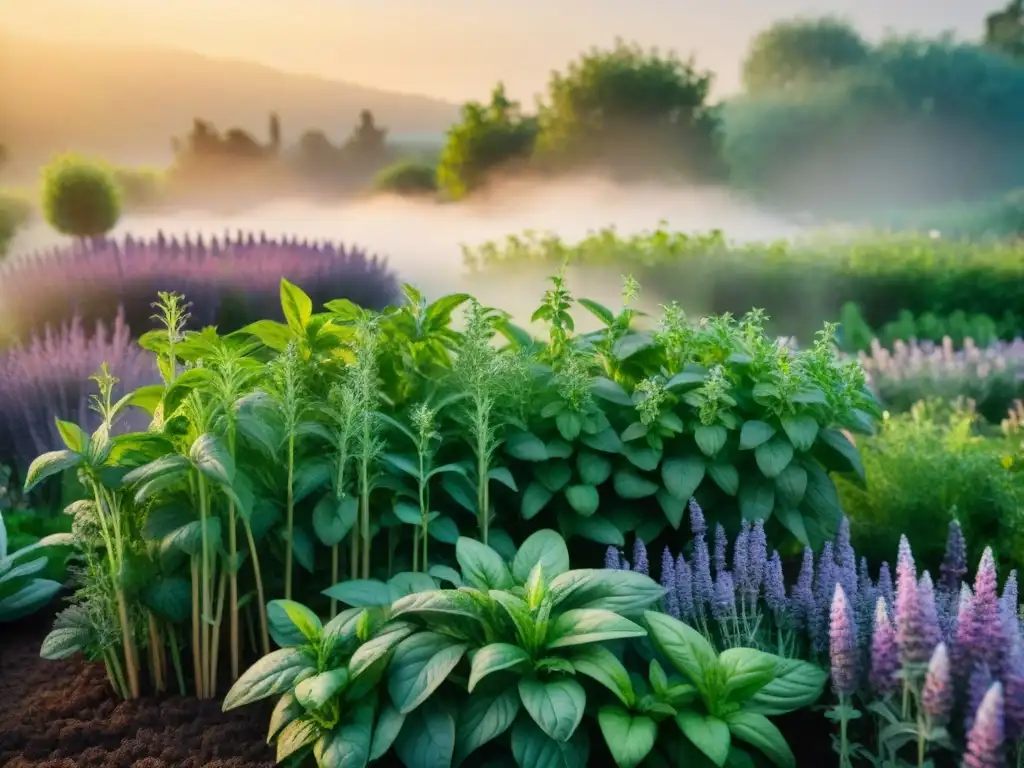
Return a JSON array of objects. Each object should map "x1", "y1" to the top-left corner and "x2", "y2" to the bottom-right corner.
[
  {"x1": 564, "y1": 484, "x2": 599, "y2": 517},
  {"x1": 163, "y1": 518, "x2": 221, "y2": 558},
  {"x1": 592, "y1": 377, "x2": 633, "y2": 406},
  {"x1": 0, "y1": 578, "x2": 63, "y2": 621},
  {"x1": 369, "y1": 702, "x2": 405, "y2": 760},
  {"x1": 189, "y1": 433, "x2": 235, "y2": 485},
  {"x1": 322, "y1": 579, "x2": 393, "y2": 607},
  {"x1": 290, "y1": 526, "x2": 316, "y2": 573},
  {"x1": 320, "y1": 608, "x2": 365, "y2": 659},
  {"x1": 580, "y1": 427, "x2": 623, "y2": 454},
  {"x1": 488, "y1": 466, "x2": 519, "y2": 491},
  {"x1": 506, "y1": 432, "x2": 549, "y2": 462},
  {"x1": 454, "y1": 686, "x2": 520, "y2": 764},
  {"x1": 744, "y1": 658, "x2": 827, "y2": 716},
  {"x1": 774, "y1": 464, "x2": 807, "y2": 507},
  {"x1": 598, "y1": 707, "x2": 658, "y2": 768},
  {"x1": 55, "y1": 419, "x2": 89, "y2": 453},
  {"x1": 676, "y1": 711, "x2": 731, "y2": 767},
  {"x1": 389, "y1": 631, "x2": 468, "y2": 713},
  {"x1": 613, "y1": 470, "x2": 659, "y2": 499},
  {"x1": 614, "y1": 332, "x2": 655, "y2": 360},
  {"x1": 428, "y1": 515, "x2": 459, "y2": 544},
  {"x1": 780, "y1": 414, "x2": 818, "y2": 452},
  {"x1": 577, "y1": 452, "x2": 613, "y2": 485},
  {"x1": 549, "y1": 569, "x2": 665, "y2": 614},
  {"x1": 510, "y1": 715, "x2": 590, "y2": 768},
  {"x1": 546, "y1": 609, "x2": 646, "y2": 649},
  {"x1": 535, "y1": 461, "x2": 573, "y2": 493},
  {"x1": 694, "y1": 425, "x2": 727, "y2": 457},
  {"x1": 456, "y1": 537, "x2": 514, "y2": 591},
  {"x1": 388, "y1": 572, "x2": 439, "y2": 599},
  {"x1": 754, "y1": 437, "x2": 794, "y2": 479},
  {"x1": 23, "y1": 450, "x2": 82, "y2": 492},
  {"x1": 382, "y1": 453, "x2": 421, "y2": 479},
  {"x1": 40, "y1": 625, "x2": 90, "y2": 660},
  {"x1": 739, "y1": 421, "x2": 775, "y2": 450},
  {"x1": 621, "y1": 443, "x2": 660, "y2": 472},
  {"x1": 276, "y1": 718, "x2": 318, "y2": 763},
  {"x1": 141, "y1": 576, "x2": 192, "y2": 623},
  {"x1": 662, "y1": 455, "x2": 705, "y2": 500},
  {"x1": 725, "y1": 711, "x2": 795, "y2": 768},
  {"x1": 560, "y1": 512, "x2": 624, "y2": 546},
  {"x1": 620, "y1": 422, "x2": 649, "y2": 442},
  {"x1": 280, "y1": 277, "x2": 313, "y2": 335},
  {"x1": 268, "y1": 599, "x2": 323, "y2": 648},
  {"x1": 123, "y1": 454, "x2": 191, "y2": 487},
  {"x1": 556, "y1": 412, "x2": 583, "y2": 441},
  {"x1": 569, "y1": 645, "x2": 634, "y2": 706},
  {"x1": 738, "y1": 479, "x2": 774, "y2": 522},
  {"x1": 267, "y1": 692, "x2": 303, "y2": 744},
  {"x1": 237, "y1": 319, "x2": 292, "y2": 351},
  {"x1": 718, "y1": 647, "x2": 778, "y2": 702},
  {"x1": 392, "y1": 699, "x2": 457, "y2": 768},
  {"x1": 468, "y1": 643, "x2": 531, "y2": 692},
  {"x1": 657, "y1": 490, "x2": 687, "y2": 529},
  {"x1": 518, "y1": 677, "x2": 587, "y2": 742},
  {"x1": 801, "y1": 463, "x2": 844, "y2": 547},
  {"x1": 222, "y1": 647, "x2": 316, "y2": 710},
  {"x1": 818, "y1": 428, "x2": 866, "y2": 483},
  {"x1": 666, "y1": 367, "x2": 708, "y2": 389},
  {"x1": 773, "y1": 506, "x2": 811, "y2": 548},
  {"x1": 347, "y1": 623, "x2": 417, "y2": 680},
  {"x1": 490, "y1": 591, "x2": 536, "y2": 648},
  {"x1": 707, "y1": 462, "x2": 739, "y2": 496},
  {"x1": 644, "y1": 611, "x2": 718, "y2": 688},
  {"x1": 522, "y1": 481, "x2": 554, "y2": 520},
  {"x1": 313, "y1": 702, "x2": 374, "y2": 767},
  {"x1": 312, "y1": 495, "x2": 358, "y2": 547},
  {"x1": 390, "y1": 589, "x2": 487, "y2": 623},
  {"x1": 295, "y1": 668, "x2": 349, "y2": 710},
  {"x1": 512, "y1": 530, "x2": 570, "y2": 584}
]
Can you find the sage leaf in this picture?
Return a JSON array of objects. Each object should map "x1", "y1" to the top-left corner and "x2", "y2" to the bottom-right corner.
[
  {"x1": 454, "y1": 685, "x2": 520, "y2": 764},
  {"x1": 675, "y1": 710, "x2": 730, "y2": 767},
  {"x1": 739, "y1": 420, "x2": 775, "y2": 450},
  {"x1": 456, "y1": 537, "x2": 515, "y2": 591},
  {"x1": 661, "y1": 455, "x2": 705, "y2": 500},
  {"x1": 753, "y1": 437, "x2": 794, "y2": 479},
  {"x1": 725, "y1": 710, "x2": 796, "y2": 768},
  {"x1": 545, "y1": 609, "x2": 647, "y2": 649},
  {"x1": 512, "y1": 530, "x2": 570, "y2": 584},
  {"x1": 510, "y1": 715, "x2": 590, "y2": 768},
  {"x1": 518, "y1": 677, "x2": 587, "y2": 742},
  {"x1": 388, "y1": 631, "x2": 468, "y2": 714},
  {"x1": 598, "y1": 707, "x2": 658, "y2": 768},
  {"x1": 468, "y1": 643, "x2": 531, "y2": 692},
  {"x1": 222, "y1": 647, "x2": 316, "y2": 710}
]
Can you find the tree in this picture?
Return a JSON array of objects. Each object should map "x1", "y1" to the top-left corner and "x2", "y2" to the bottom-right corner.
[
  {"x1": 436, "y1": 83, "x2": 538, "y2": 199},
  {"x1": 533, "y1": 40, "x2": 720, "y2": 180},
  {"x1": 41, "y1": 154, "x2": 122, "y2": 239},
  {"x1": 344, "y1": 110, "x2": 387, "y2": 155},
  {"x1": 985, "y1": 0, "x2": 1024, "y2": 59},
  {"x1": 269, "y1": 112, "x2": 282, "y2": 152},
  {"x1": 741, "y1": 17, "x2": 871, "y2": 94}
]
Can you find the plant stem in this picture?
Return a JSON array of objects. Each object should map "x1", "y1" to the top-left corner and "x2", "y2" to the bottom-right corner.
[
  {"x1": 197, "y1": 474, "x2": 212, "y2": 699},
  {"x1": 228, "y1": 497, "x2": 238, "y2": 681},
  {"x1": 168, "y1": 623, "x2": 186, "y2": 696},
  {"x1": 209, "y1": 570, "x2": 227, "y2": 698},
  {"x1": 190, "y1": 556, "x2": 203, "y2": 698},
  {"x1": 476, "y1": 447, "x2": 489, "y2": 545},
  {"x1": 242, "y1": 521, "x2": 270, "y2": 656},
  {"x1": 360, "y1": 460, "x2": 370, "y2": 579},
  {"x1": 839, "y1": 695, "x2": 851, "y2": 768},
  {"x1": 412, "y1": 528, "x2": 420, "y2": 573},
  {"x1": 105, "y1": 649, "x2": 129, "y2": 700},
  {"x1": 285, "y1": 433, "x2": 295, "y2": 599},
  {"x1": 147, "y1": 613, "x2": 165, "y2": 693},
  {"x1": 330, "y1": 545, "x2": 339, "y2": 618}
]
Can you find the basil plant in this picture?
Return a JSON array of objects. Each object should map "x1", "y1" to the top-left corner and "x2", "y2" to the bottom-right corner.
[
  {"x1": 593, "y1": 610, "x2": 827, "y2": 768},
  {"x1": 0, "y1": 509, "x2": 73, "y2": 622}
]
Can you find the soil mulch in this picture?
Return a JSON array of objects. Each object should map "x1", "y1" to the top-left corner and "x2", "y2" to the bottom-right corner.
[{"x1": 0, "y1": 608, "x2": 276, "y2": 768}]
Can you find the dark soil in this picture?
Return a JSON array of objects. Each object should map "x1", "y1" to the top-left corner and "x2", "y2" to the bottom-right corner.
[{"x1": 0, "y1": 609, "x2": 276, "y2": 768}]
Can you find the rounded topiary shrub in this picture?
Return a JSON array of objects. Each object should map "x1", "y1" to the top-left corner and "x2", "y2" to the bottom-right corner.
[
  {"x1": 41, "y1": 154, "x2": 122, "y2": 239},
  {"x1": 373, "y1": 160, "x2": 438, "y2": 196}
]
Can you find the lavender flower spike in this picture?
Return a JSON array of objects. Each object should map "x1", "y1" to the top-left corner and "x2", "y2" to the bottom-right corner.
[
  {"x1": 692, "y1": 529, "x2": 714, "y2": 611},
  {"x1": 764, "y1": 551, "x2": 787, "y2": 617},
  {"x1": 963, "y1": 682, "x2": 1004, "y2": 768},
  {"x1": 712, "y1": 572, "x2": 736, "y2": 624},
  {"x1": 688, "y1": 497, "x2": 706, "y2": 537},
  {"x1": 921, "y1": 643, "x2": 952, "y2": 727},
  {"x1": 603, "y1": 546, "x2": 622, "y2": 571},
  {"x1": 733, "y1": 522, "x2": 750, "y2": 597},
  {"x1": 967, "y1": 664, "x2": 994, "y2": 735},
  {"x1": 877, "y1": 562, "x2": 895, "y2": 612},
  {"x1": 791, "y1": 547, "x2": 815, "y2": 636},
  {"x1": 660, "y1": 547, "x2": 681, "y2": 620},
  {"x1": 676, "y1": 554, "x2": 694, "y2": 621},
  {"x1": 632, "y1": 538, "x2": 650, "y2": 576},
  {"x1": 973, "y1": 548, "x2": 1006, "y2": 675},
  {"x1": 747, "y1": 520, "x2": 768, "y2": 599},
  {"x1": 870, "y1": 598, "x2": 900, "y2": 697},
  {"x1": 830, "y1": 584, "x2": 859, "y2": 696},
  {"x1": 1003, "y1": 644, "x2": 1024, "y2": 742},
  {"x1": 713, "y1": 524, "x2": 728, "y2": 579},
  {"x1": 939, "y1": 519, "x2": 967, "y2": 594}
]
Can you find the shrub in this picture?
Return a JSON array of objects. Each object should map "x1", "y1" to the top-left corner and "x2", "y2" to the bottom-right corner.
[
  {"x1": 41, "y1": 154, "x2": 122, "y2": 239},
  {"x1": 0, "y1": 232, "x2": 400, "y2": 345},
  {"x1": 112, "y1": 166, "x2": 166, "y2": 210},
  {"x1": 372, "y1": 160, "x2": 438, "y2": 196},
  {"x1": 0, "y1": 190, "x2": 32, "y2": 257},
  {"x1": 0, "y1": 509, "x2": 73, "y2": 622},
  {"x1": 836, "y1": 302, "x2": 1013, "y2": 352}
]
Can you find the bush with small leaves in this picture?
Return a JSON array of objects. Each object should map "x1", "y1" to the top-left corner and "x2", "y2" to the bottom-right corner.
[{"x1": 41, "y1": 154, "x2": 122, "y2": 239}]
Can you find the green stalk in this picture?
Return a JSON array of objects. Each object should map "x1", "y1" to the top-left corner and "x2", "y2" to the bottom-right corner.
[
  {"x1": 190, "y1": 556, "x2": 203, "y2": 698},
  {"x1": 418, "y1": 450, "x2": 428, "y2": 570},
  {"x1": 147, "y1": 613, "x2": 165, "y2": 693},
  {"x1": 412, "y1": 528, "x2": 420, "y2": 573},
  {"x1": 242, "y1": 522, "x2": 270, "y2": 656},
  {"x1": 359, "y1": 458, "x2": 370, "y2": 579},
  {"x1": 476, "y1": 443, "x2": 489, "y2": 545},
  {"x1": 105, "y1": 649, "x2": 130, "y2": 700},
  {"x1": 284, "y1": 432, "x2": 296, "y2": 599},
  {"x1": 330, "y1": 545, "x2": 340, "y2": 618},
  {"x1": 197, "y1": 473, "x2": 212, "y2": 698},
  {"x1": 168, "y1": 623, "x2": 186, "y2": 696},
  {"x1": 226, "y1": 430, "x2": 239, "y2": 681},
  {"x1": 209, "y1": 570, "x2": 228, "y2": 698}
]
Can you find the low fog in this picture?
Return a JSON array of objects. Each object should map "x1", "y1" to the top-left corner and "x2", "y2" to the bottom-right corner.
[{"x1": 9, "y1": 176, "x2": 810, "y2": 330}]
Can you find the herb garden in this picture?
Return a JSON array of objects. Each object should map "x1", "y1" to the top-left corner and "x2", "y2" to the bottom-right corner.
[{"x1": 1, "y1": 231, "x2": 1023, "y2": 768}]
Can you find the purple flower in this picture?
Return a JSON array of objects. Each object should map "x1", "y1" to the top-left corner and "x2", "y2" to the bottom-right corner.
[
  {"x1": 921, "y1": 643, "x2": 952, "y2": 727},
  {"x1": 974, "y1": 548, "x2": 1006, "y2": 675},
  {"x1": 604, "y1": 546, "x2": 622, "y2": 570},
  {"x1": 712, "y1": 572, "x2": 736, "y2": 623},
  {"x1": 877, "y1": 561, "x2": 895, "y2": 611},
  {"x1": 857, "y1": 557, "x2": 878, "y2": 650},
  {"x1": 939, "y1": 519, "x2": 967, "y2": 594},
  {"x1": 661, "y1": 547, "x2": 680, "y2": 619},
  {"x1": 870, "y1": 598, "x2": 900, "y2": 697},
  {"x1": 632, "y1": 538, "x2": 650, "y2": 576},
  {"x1": 713, "y1": 524, "x2": 728, "y2": 579},
  {"x1": 746, "y1": 520, "x2": 767, "y2": 599},
  {"x1": 814, "y1": 542, "x2": 838, "y2": 653},
  {"x1": 830, "y1": 585, "x2": 858, "y2": 696},
  {"x1": 676, "y1": 554, "x2": 694, "y2": 621},
  {"x1": 791, "y1": 547, "x2": 816, "y2": 638},
  {"x1": 954, "y1": 586, "x2": 980, "y2": 677},
  {"x1": 692, "y1": 530, "x2": 713, "y2": 611},
  {"x1": 1003, "y1": 645, "x2": 1024, "y2": 742},
  {"x1": 764, "y1": 551, "x2": 787, "y2": 617},
  {"x1": 620, "y1": 555, "x2": 631, "y2": 571},
  {"x1": 967, "y1": 664, "x2": 995, "y2": 736},
  {"x1": 733, "y1": 522, "x2": 750, "y2": 593},
  {"x1": 895, "y1": 568, "x2": 941, "y2": 668},
  {"x1": 835, "y1": 516, "x2": 858, "y2": 604},
  {"x1": 689, "y1": 497, "x2": 707, "y2": 537},
  {"x1": 1001, "y1": 570, "x2": 1019, "y2": 647},
  {"x1": 964, "y1": 682, "x2": 1005, "y2": 768}
]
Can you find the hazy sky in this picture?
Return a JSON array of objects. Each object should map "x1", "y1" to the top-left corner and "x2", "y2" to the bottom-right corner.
[{"x1": 1, "y1": 0, "x2": 991, "y2": 103}]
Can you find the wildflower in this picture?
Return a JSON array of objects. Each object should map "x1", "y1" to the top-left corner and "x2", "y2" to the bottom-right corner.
[
  {"x1": 713, "y1": 524, "x2": 728, "y2": 579},
  {"x1": 746, "y1": 520, "x2": 767, "y2": 599},
  {"x1": 1001, "y1": 570, "x2": 1019, "y2": 647},
  {"x1": 920, "y1": 643, "x2": 952, "y2": 727},
  {"x1": 939, "y1": 520, "x2": 967, "y2": 594},
  {"x1": 877, "y1": 561, "x2": 895, "y2": 612},
  {"x1": 791, "y1": 547, "x2": 815, "y2": 637},
  {"x1": 660, "y1": 547, "x2": 680, "y2": 619},
  {"x1": 603, "y1": 546, "x2": 621, "y2": 571},
  {"x1": 692, "y1": 529, "x2": 713, "y2": 611},
  {"x1": 954, "y1": 586, "x2": 979, "y2": 676},
  {"x1": 1003, "y1": 644, "x2": 1024, "y2": 742},
  {"x1": 963, "y1": 682, "x2": 1005, "y2": 768},
  {"x1": 973, "y1": 548, "x2": 1006, "y2": 675},
  {"x1": 814, "y1": 542, "x2": 838, "y2": 653},
  {"x1": 835, "y1": 516, "x2": 858, "y2": 604},
  {"x1": 967, "y1": 664, "x2": 994, "y2": 734},
  {"x1": 733, "y1": 522, "x2": 750, "y2": 597},
  {"x1": 870, "y1": 598, "x2": 900, "y2": 697},
  {"x1": 764, "y1": 551, "x2": 787, "y2": 617},
  {"x1": 712, "y1": 572, "x2": 736, "y2": 624},
  {"x1": 620, "y1": 555, "x2": 631, "y2": 571},
  {"x1": 676, "y1": 554, "x2": 694, "y2": 621},
  {"x1": 632, "y1": 538, "x2": 649, "y2": 577},
  {"x1": 689, "y1": 497, "x2": 706, "y2": 537},
  {"x1": 830, "y1": 585, "x2": 858, "y2": 696}
]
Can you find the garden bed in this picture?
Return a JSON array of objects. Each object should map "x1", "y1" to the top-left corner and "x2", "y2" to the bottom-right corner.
[{"x1": 0, "y1": 609, "x2": 275, "y2": 768}]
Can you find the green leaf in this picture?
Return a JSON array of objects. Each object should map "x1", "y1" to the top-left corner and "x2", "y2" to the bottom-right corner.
[
  {"x1": 718, "y1": 647, "x2": 778, "y2": 702},
  {"x1": 518, "y1": 677, "x2": 587, "y2": 742},
  {"x1": 276, "y1": 719, "x2": 318, "y2": 763},
  {"x1": 468, "y1": 643, "x2": 531, "y2": 691},
  {"x1": 369, "y1": 702, "x2": 406, "y2": 761},
  {"x1": 549, "y1": 569, "x2": 665, "y2": 614},
  {"x1": 739, "y1": 421, "x2": 775, "y2": 450},
  {"x1": 801, "y1": 463, "x2": 844, "y2": 547},
  {"x1": 428, "y1": 515, "x2": 459, "y2": 544},
  {"x1": 535, "y1": 461, "x2": 573, "y2": 493},
  {"x1": 388, "y1": 631, "x2": 468, "y2": 714},
  {"x1": 314, "y1": 702, "x2": 374, "y2": 768},
  {"x1": 40, "y1": 626, "x2": 90, "y2": 660},
  {"x1": 613, "y1": 470, "x2": 659, "y2": 499},
  {"x1": 577, "y1": 452, "x2": 613, "y2": 485},
  {"x1": 510, "y1": 715, "x2": 590, "y2": 768},
  {"x1": 569, "y1": 645, "x2": 634, "y2": 707},
  {"x1": 55, "y1": 419, "x2": 89, "y2": 453},
  {"x1": 564, "y1": 485, "x2": 600, "y2": 517},
  {"x1": 694, "y1": 425, "x2": 727, "y2": 457},
  {"x1": 592, "y1": 377, "x2": 633, "y2": 406},
  {"x1": 392, "y1": 699, "x2": 457, "y2": 768},
  {"x1": 780, "y1": 414, "x2": 819, "y2": 452},
  {"x1": 621, "y1": 422, "x2": 649, "y2": 442},
  {"x1": 295, "y1": 668, "x2": 349, "y2": 710},
  {"x1": 578, "y1": 297, "x2": 615, "y2": 326},
  {"x1": 555, "y1": 412, "x2": 583, "y2": 441},
  {"x1": 661, "y1": 455, "x2": 705, "y2": 501},
  {"x1": 818, "y1": 428, "x2": 866, "y2": 483},
  {"x1": 222, "y1": 647, "x2": 316, "y2": 710},
  {"x1": 676, "y1": 711, "x2": 731, "y2": 767},
  {"x1": 644, "y1": 611, "x2": 718, "y2": 688},
  {"x1": 488, "y1": 466, "x2": 519, "y2": 491},
  {"x1": 744, "y1": 658, "x2": 827, "y2": 716},
  {"x1": 454, "y1": 686, "x2": 520, "y2": 765},
  {"x1": 522, "y1": 481, "x2": 555, "y2": 520},
  {"x1": 390, "y1": 589, "x2": 487, "y2": 623},
  {"x1": 320, "y1": 608, "x2": 364, "y2": 659},
  {"x1": 506, "y1": 431, "x2": 549, "y2": 462},
  {"x1": 322, "y1": 579, "x2": 393, "y2": 607},
  {"x1": 512, "y1": 530, "x2": 570, "y2": 584},
  {"x1": 774, "y1": 464, "x2": 807, "y2": 507},
  {"x1": 189, "y1": 433, "x2": 235, "y2": 485},
  {"x1": 738, "y1": 479, "x2": 774, "y2": 522},
  {"x1": 580, "y1": 427, "x2": 623, "y2": 454},
  {"x1": 614, "y1": 332, "x2": 655, "y2": 360},
  {"x1": 456, "y1": 537, "x2": 514, "y2": 591},
  {"x1": 280, "y1": 277, "x2": 313, "y2": 335},
  {"x1": 657, "y1": 490, "x2": 687, "y2": 528},
  {"x1": 382, "y1": 452, "x2": 421, "y2": 479},
  {"x1": 773, "y1": 506, "x2": 810, "y2": 548},
  {"x1": 141, "y1": 576, "x2": 192, "y2": 623},
  {"x1": 267, "y1": 599, "x2": 323, "y2": 648},
  {"x1": 561, "y1": 512, "x2": 624, "y2": 546},
  {"x1": 621, "y1": 443, "x2": 660, "y2": 472},
  {"x1": 598, "y1": 707, "x2": 658, "y2": 768},
  {"x1": 707, "y1": 463, "x2": 739, "y2": 496},
  {"x1": 237, "y1": 319, "x2": 293, "y2": 351},
  {"x1": 546, "y1": 608, "x2": 646, "y2": 648},
  {"x1": 312, "y1": 495, "x2": 358, "y2": 547},
  {"x1": 347, "y1": 623, "x2": 416, "y2": 680},
  {"x1": 666, "y1": 366, "x2": 708, "y2": 389},
  {"x1": 753, "y1": 437, "x2": 794, "y2": 479},
  {"x1": 725, "y1": 711, "x2": 795, "y2": 768},
  {"x1": 23, "y1": 450, "x2": 82, "y2": 492},
  {"x1": 267, "y1": 692, "x2": 303, "y2": 744}
]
